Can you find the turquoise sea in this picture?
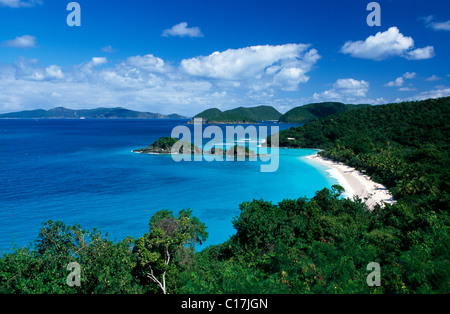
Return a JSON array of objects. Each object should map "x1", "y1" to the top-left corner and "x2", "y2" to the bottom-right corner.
[{"x1": 0, "y1": 119, "x2": 336, "y2": 253}]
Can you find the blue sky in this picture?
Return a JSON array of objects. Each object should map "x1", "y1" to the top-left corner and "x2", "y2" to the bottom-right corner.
[{"x1": 0, "y1": 0, "x2": 449, "y2": 115}]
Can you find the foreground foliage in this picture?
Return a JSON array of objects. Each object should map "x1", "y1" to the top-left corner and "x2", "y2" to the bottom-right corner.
[
  {"x1": 180, "y1": 187, "x2": 449, "y2": 294},
  {"x1": 0, "y1": 221, "x2": 142, "y2": 294},
  {"x1": 1, "y1": 186, "x2": 448, "y2": 294}
]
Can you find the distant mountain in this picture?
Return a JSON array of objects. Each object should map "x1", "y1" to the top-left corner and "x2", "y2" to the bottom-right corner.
[
  {"x1": 278, "y1": 102, "x2": 371, "y2": 124},
  {"x1": 190, "y1": 105, "x2": 282, "y2": 124},
  {"x1": 0, "y1": 107, "x2": 188, "y2": 119}
]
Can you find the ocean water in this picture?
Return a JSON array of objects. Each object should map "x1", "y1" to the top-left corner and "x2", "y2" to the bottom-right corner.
[{"x1": 0, "y1": 119, "x2": 336, "y2": 253}]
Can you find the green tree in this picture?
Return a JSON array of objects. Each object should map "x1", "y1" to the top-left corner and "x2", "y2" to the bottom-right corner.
[
  {"x1": 0, "y1": 220, "x2": 142, "y2": 294},
  {"x1": 133, "y1": 209, "x2": 207, "y2": 294}
]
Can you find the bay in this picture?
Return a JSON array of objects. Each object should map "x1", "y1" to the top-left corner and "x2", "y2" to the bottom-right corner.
[{"x1": 0, "y1": 119, "x2": 336, "y2": 252}]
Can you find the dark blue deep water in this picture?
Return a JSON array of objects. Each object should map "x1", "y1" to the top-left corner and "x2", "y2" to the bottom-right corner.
[{"x1": 0, "y1": 119, "x2": 335, "y2": 253}]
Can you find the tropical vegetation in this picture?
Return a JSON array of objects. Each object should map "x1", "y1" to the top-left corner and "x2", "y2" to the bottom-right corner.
[
  {"x1": 1, "y1": 97, "x2": 449, "y2": 294},
  {"x1": 191, "y1": 105, "x2": 282, "y2": 124}
]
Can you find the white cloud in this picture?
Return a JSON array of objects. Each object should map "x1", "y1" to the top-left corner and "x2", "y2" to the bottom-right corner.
[
  {"x1": 0, "y1": 0, "x2": 41, "y2": 7},
  {"x1": 45, "y1": 65, "x2": 64, "y2": 79},
  {"x1": 421, "y1": 15, "x2": 450, "y2": 31},
  {"x1": 13, "y1": 58, "x2": 65, "y2": 81},
  {"x1": 425, "y1": 75, "x2": 441, "y2": 82},
  {"x1": 125, "y1": 54, "x2": 169, "y2": 73},
  {"x1": 1, "y1": 35, "x2": 37, "y2": 49},
  {"x1": 430, "y1": 21, "x2": 450, "y2": 31},
  {"x1": 385, "y1": 72, "x2": 417, "y2": 87},
  {"x1": 385, "y1": 77, "x2": 404, "y2": 87},
  {"x1": 65, "y1": 57, "x2": 108, "y2": 83},
  {"x1": 0, "y1": 43, "x2": 322, "y2": 115},
  {"x1": 312, "y1": 78, "x2": 371, "y2": 103},
  {"x1": 101, "y1": 45, "x2": 116, "y2": 53},
  {"x1": 405, "y1": 46, "x2": 435, "y2": 60},
  {"x1": 403, "y1": 72, "x2": 417, "y2": 79},
  {"x1": 273, "y1": 67, "x2": 308, "y2": 91},
  {"x1": 181, "y1": 44, "x2": 320, "y2": 91},
  {"x1": 13, "y1": 57, "x2": 43, "y2": 81},
  {"x1": 397, "y1": 86, "x2": 450, "y2": 102},
  {"x1": 91, "y1": 57, "x2": 107, "y2": 65},
  {"x1": 333, "y1": 78, "x2": 370, "y2": 97},
  {"x1": 78, "y1": 57, "x2": 105, "y2": 72},
  {"x1": 340, "y1": 27, "x2": 434, "y2": 61},
  {"x1": 162, "y1": 22, "x2": 203, "y2": 38}
]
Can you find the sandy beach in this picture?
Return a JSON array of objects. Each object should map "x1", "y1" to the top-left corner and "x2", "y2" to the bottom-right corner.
[{"x1": 304, "y1": 152, "x2": 396, "y2": 210}]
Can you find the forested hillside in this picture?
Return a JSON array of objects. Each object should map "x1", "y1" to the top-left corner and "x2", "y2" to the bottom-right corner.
[
  {"x1": 191, "y1": 105, "x2": 282, "y2": 123},
  {"x1": 270, "y1": 97, "x2": 449, "y2": 202},
  {"x1": 278, "y1": 102, "x2": 370, "y2": 123}
]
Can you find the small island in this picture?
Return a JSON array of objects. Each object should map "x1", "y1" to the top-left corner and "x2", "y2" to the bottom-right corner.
[
  {"x1": 133, "y1": 136, "x2": 259, "y2": 159},
  {"x1": 132, "y1": 137, "x2": 203, "y2": 155}
]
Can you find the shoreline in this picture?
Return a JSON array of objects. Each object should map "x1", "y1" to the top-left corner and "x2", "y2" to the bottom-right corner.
[{"x1": 304, "y1": 152, "x2": 396, "y2": 210}]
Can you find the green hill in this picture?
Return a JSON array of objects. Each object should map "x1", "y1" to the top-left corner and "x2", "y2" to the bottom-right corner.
[
  {"x1": 193, "y1": 108, "x2": 222, "y2": 120},
  {"x1": 270, "y1": 96, "x2": 450, "y2": 201},
  {"x1": 191, "y1": 105, "x2": 282, "y2": 124},
  {"x1": 0, "y1": 107, "x2": 188, "y2": 119},
  {"x1": 227, "y1": 106, "x2": 282, "y2": 121},
  {"x1": 278, "y1": 102, "x2": 370, "y2": 123}
]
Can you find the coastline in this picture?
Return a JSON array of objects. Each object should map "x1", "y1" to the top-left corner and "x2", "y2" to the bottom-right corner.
[{"x1": 304, "y1": 151, "x2": 396, "y2": 210}]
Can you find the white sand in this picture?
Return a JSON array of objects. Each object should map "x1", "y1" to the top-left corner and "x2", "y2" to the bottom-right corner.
[{"x1": 304, "y1": 152, "x2": 396, "y2": 210}]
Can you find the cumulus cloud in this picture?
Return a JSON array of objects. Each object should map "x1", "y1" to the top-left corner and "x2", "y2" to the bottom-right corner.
[
  {"x1": 403, "y1": 72, "x2": 417, "y2": 79},
  {"x1": 91, "y1": 57, "x2": 107, "y2": 65},
  {"x1": 1, "y1": 35, "x2": 37, "y2": 49},
  {"x1": 385, "y1": 77, "x2": 404, "y2": 87},
  {"x1": 385, "y1": 72, "x2": 417, "y2": 87},
  {"x1": 340, "y1": 27, "x2": 434, "y2": 61},
  {"x1": 45, "y1": 65, "x2": 64, "y2": 79},
  {"x1": 312, "y1": 78, "x2": 370, "y2": 103},
  {"x1": 405, "y1": 46, "x2": 435, "y2": 60},
  {"x1": 333, "y1": 78, "x2": 370, "y2": 97},
  {"x1": 1, "y1": 56, "x2": 210, "y2": 114},
  {"x1": 162, "y1": 22, "x2": 203, "y2": 38},
  {"x1": 181, "y1": 44, "x2": 320, "y2": 91},
  {"x1": 125, "y1": 54, "x2": 169, "y2": 73},
  {"x1": 0, "y1": 0, "x2": 41, "y2": 7},
  {"x1": 79, "y1": 57, "x2": 107, "y2": 71},
  {"x1": 0, "y1": 43, "x2": 323, "y2": 115},
  {"x1": 13, "y1": 57, "x2": 64, "y2": 81}
]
